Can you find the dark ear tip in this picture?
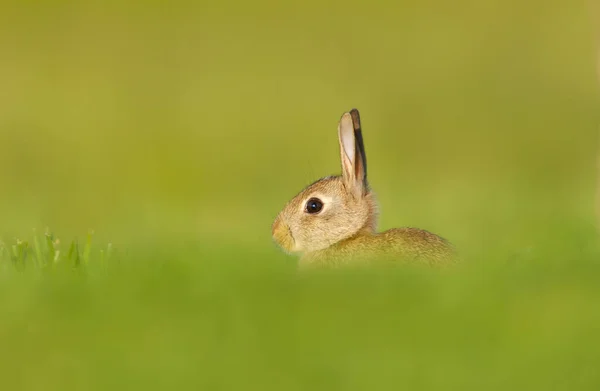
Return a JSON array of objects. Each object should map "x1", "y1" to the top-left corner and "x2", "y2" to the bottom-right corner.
[{"x1": 349, "y1": 109, "x2": 361, "y2": 130}]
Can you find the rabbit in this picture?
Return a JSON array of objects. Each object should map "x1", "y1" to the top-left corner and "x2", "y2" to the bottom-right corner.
[{"x1": 271, "y1": 109, "x2": 456, "y2": 269}]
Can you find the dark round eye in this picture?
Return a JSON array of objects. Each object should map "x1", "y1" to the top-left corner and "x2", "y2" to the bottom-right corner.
[{"x1": 305, "y1": 198, "x2": 323, "y2": 214}]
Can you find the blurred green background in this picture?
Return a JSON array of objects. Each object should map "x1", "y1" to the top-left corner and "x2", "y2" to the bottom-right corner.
[
  {"x1": 1, "y1": 1, "x2": 600, "y2": 390},
  {"x1": 1, "y1": 0, "x2": 597, "y2": 250}
]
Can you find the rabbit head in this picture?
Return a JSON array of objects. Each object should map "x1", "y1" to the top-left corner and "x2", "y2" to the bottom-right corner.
[{"x1": 272, "y1": 109, "x2": 378, "y2": 254}]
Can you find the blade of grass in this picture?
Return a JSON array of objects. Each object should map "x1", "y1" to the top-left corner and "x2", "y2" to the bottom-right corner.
[
  {"x1": 70, "y1": 239, "x2": 80, "y2": 267},
  {"x1": 106, "y1": 243, "x2": 113, "y2": 263},
  {"x1": 45, "y1": 233, "x2": 56, "y2": 265},
  {"x1": 33, "y1": 230, "x2": 42, "y2": 268},
  {"x1": 11, "y1": 244, "x2": 18, "y2": 264},
  {"x1": 83, "y1": 231, "x2": 93, "y2": 265},
  {"x1": 68, "y1": 240, "x2": 77, "y2": 265},
  {"x1": 19, "y1": 240, "x2": 29, "y2": 266},
  {"x1": 0, "y1": 241, "x2": 5, "y2": 263}
]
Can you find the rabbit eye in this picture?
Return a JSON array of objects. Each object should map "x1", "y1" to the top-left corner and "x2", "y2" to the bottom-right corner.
[{"x1": 305, "y1": 198, "x2": 323, "y2": 214}]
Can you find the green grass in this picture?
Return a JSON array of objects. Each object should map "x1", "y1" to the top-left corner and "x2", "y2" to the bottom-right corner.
[
  {"x1": 0, "y1": 230, "x2": 599, "y2": 390},
  {"x1": 1, "y1": 0, "x2": 600, "y2": 389}
]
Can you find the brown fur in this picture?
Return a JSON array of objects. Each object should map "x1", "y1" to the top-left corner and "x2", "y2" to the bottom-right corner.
[
  {"x1": 271, "y1": 176, "x2": 378, "y2": 253},
  {"x1": 271, "y1": 109, "x2": 456, "y2": 269},
  {"x1": 299, "y1": 228, "x2": 456, "y2": 269}
]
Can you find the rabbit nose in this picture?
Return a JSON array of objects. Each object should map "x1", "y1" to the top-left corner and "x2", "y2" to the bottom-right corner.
[
  {"x1": 272, "y1": 217, "x2": 294, "y2": 252},
  {"x1": 272, "y1": 217, "x2": 282, "y2": 236}
]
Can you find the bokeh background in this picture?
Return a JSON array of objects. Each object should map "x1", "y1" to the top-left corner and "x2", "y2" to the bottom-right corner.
[
  {"x1": 1, "y1": 0, "x2": 598, "y2": 252},
  {"x1": 1, "y1": 1, "x2": 600, "y2": 390}
]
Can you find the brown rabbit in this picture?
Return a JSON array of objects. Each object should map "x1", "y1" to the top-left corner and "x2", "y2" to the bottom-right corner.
[{"x1": 271, "y1": 109, "x2": 456, "y2": 269}]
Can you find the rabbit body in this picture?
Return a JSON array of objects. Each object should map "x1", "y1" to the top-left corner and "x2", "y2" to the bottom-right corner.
[{"x1": 299, "y1": 226, "x2": 455, "y2": 269}]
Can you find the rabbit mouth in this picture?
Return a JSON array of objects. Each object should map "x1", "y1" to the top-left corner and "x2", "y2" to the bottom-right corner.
[{"x1": 272, "y1": 218, "x2": 296, "y2": 253}]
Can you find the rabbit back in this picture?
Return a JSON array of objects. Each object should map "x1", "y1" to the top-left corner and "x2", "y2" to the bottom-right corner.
[{"x1": 299, "y1": 227, "x2": 456, "y2": 268}]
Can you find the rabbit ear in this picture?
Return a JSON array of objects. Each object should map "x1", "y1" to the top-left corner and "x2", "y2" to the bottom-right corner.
[
  {"x1": 338, "y1": 109, "x2": 367, "y2": 197},
  {"x1": 350, "y1": 108, "x2": 367, "y2": 183}
]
